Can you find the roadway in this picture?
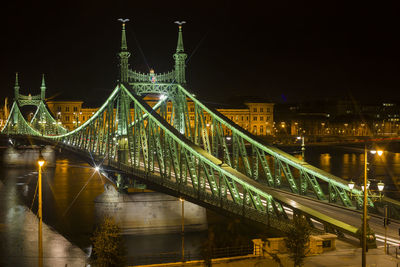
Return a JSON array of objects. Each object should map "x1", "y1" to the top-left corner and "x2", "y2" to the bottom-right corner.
[{"x1": 273, "y1": 188, "x2": 400, "y2": 247}]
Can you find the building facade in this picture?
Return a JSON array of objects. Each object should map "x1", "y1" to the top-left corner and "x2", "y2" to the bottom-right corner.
[{"x1": 46, "y1": 98, "x2": 275, "y2": 135}]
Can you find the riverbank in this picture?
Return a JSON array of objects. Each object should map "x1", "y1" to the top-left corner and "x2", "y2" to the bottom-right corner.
[
  {"x1": 0, "y1": 179, "x2": 87, "y2": 267},
  {"x1": 132, "y1": 240, "x2": 400, "y2": 267}
]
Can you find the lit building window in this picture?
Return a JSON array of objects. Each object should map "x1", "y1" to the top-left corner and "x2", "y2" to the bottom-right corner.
[
  {"x1": 65, "y1": 107, "x2": 69, "y2": 112},
  {"x1": 253, "y1": 116, "x2": 257, "y2": 121},
  {"x1": 73, "y1": 106, "x2": 78, "y2": 112},
  {"x1": 260, "y1": 108, "x2": 263, "y2": 112},
  {"x1": 260, "y1": 125, "x2": 264, "y2": 134},
  {"x1": 65, "y1": 116, "x2": 70, "y2": 122},
  {"x1": 253, "y1": 108, "x2": 257, "y2": 112},
  {"x1": 260, "y1": 116, "x2": 264, "y2": 121}
]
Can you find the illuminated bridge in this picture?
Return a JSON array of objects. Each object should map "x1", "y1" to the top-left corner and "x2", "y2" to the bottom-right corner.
[{"x1": 2, "y1": 21, "x2": 400, "y2": 241}]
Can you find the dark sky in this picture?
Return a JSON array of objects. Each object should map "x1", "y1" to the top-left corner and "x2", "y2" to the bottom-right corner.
[{"x1": 1, "y1": 1, "x2": 399, "y2": 106}]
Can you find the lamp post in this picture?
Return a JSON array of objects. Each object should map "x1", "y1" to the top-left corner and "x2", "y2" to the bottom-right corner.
[
  {"x1": 37, "y1": 153, "x2": 45, "y2": 267},
  {"x1": 362, "y1": 144, "x2": 368, "y2": 267},
  {"x1": 180, "y1": 197, "x2": 185, "y2": 263},
  {"x1": 361, "y1": 145, "x2": 384, "y2": 267},
  {"x1": 297, "y1": 136, "x2": 305, "y2": 160}
]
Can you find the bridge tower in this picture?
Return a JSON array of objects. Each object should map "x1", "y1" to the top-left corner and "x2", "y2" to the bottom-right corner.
[
  {"x1": 173, "y1": 22, "x2": 187, "y2": 85},
  {"x1": 116, "y1": 19, "x2": 131, "y2": 186}
]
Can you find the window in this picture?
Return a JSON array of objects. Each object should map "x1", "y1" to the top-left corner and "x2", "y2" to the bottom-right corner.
[
  {"x1": 260, "y1": 108, "x2": 263, "y2": 112},
  {"x1": 167, "y1": 107, "x2": 172, "y2": 112},
  {"x1": 253, "y1": 108, "x2": 257, "y2": 112},
  {"x1": 253, "y1": 116, "x2": 257, "y2": 121},
  {"x1": 190, "y1": 107, "x2": 194, "y2": 112},
  {"x1": 82, "y1": 116, "x2": 85, "y2": 121},
  {"x1": 246, "y1": 116, "x2": 249, "y2": 121},
  {"x1": 65, "y1": 116, "x2": 70, "y2": 122},
  {"x1": 267, "y1": 116, "x2": 270, "y2": 121},
  {"x1": 241, "y1": 116, "x2": 244, "y2": 121},
  {"x1": 260, "y1": 116, "x2": 264, "y2": 121},
  {"x1": 190, "y1": 116, "x2": 194, "y2": 121},
  {"x1": 65, "y1": 106, "x2": 69, "y2": 112},
  {"x1": 73, "y1": 106, "x2": 78, "y2": 112},
  {"x1": 260, "y1": 125, "x2": 264, "y2": 134},
  {"x1": 167, "y1": 116, "x2": 171, "y2": 121},
  {"x1": 57, "y1": 106, "x2": 61, "y2": 112},
  {"x1": 267, "y1": 108, "x2": 270, "y2": 113},
  {"x1": 253, "y1": 126, "x2": 257, "y2": 134}
]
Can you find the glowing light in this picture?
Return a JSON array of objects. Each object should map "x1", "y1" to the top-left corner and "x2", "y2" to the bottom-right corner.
[
  {"x1": 348, "y1": 181, "x2": 355, "y2": 190},
  {"x1": 94, "y1": 166, "x2": 100, "y2": 172},
  {"x1": 377, "y1": 182, "x2": 385, "y2": 192}
]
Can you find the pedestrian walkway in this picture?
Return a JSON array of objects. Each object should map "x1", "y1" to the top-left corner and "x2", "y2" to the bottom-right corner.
[{"x1": 132, "y1": 240, "x2": 400, "y2": 267}]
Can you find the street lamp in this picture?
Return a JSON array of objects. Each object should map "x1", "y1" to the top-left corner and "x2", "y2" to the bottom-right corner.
[
  {"x1": 297, "y1": 136, "x2": 305, "y2": 160},
  {"x1": 37, "y1": 153, "x2": 45, "y2": 267},
  {"x1": 361, "y1": 145, "x2": 383, "y2": 267}
]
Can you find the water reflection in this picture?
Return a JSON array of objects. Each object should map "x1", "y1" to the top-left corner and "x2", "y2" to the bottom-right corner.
[{"x1": 303, "y1": 146, "x2": 400, "y2": 200}]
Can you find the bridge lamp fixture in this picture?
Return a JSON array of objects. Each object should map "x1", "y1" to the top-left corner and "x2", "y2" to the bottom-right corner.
[
  {"x1": 160, "y1": 94, "x2": 167, "y2": 100},
  {"x1": 361, "y1": 181, "x2": 371, "y2": 191},
  {"x1": 377, "y1": 182, "x2": 385, "y2": 192},
  {"x1": 94, "y1": 166, "x2": 101, "y2": 172},
  {"x1": 226, "y1": 136, "x2": 232, "y2": 141},
  {"x1": 348, "y1": 180, "x2": 355, "y2": 190}
]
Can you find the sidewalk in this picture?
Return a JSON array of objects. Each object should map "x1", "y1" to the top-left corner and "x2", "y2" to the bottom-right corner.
[
  {"x1": 132, "y1": 240, "x2": 400, "y2": 267},
  {"x1": 303, "y1": 240, "x2": 400, "y2": 267}
]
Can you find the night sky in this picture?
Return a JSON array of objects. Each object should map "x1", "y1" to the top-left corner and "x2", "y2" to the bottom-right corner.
[{"x1": 1, "y1": 1, "x2": 399, "y2": 107}]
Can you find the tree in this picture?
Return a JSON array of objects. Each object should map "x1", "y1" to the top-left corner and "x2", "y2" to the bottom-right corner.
[
  {"x1": 90, "y1": 216, "x2": 125, "y2": 267},
  {"x1": 285, "y1": 215, "x2": 312, "y2": 267},
  {"x1": 200, "y1": 218, "x2": 254, "y2": 266}
]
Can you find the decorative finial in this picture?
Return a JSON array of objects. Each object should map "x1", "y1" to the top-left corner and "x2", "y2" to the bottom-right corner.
[
  {"x1": 174, "y1": 21, "x2": 186, "y2": 30},
  {"x1": 118, "y1": 18, "x2": 130, "y2": 27},
  {"x1": 41, "y1": 74, "x2": 46, "y2": 87}
]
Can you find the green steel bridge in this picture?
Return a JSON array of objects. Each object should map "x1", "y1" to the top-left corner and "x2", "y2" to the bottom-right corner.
[{"x1": 2, "y1": 21, "x2": 400, "y2": 239}]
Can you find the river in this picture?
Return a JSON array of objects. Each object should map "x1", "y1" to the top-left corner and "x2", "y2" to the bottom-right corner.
[{"x1": 0, "y1": 143, "x2": 399, "y2": 266}]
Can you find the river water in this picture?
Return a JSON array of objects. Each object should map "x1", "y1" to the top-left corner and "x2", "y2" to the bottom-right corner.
[{"x1": 0, "y1": 143, "x2": 400, "y2": 266}]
